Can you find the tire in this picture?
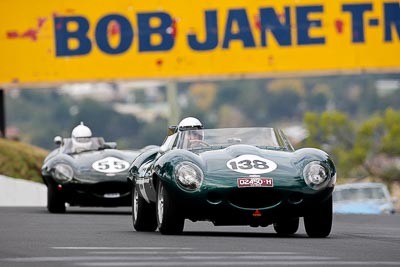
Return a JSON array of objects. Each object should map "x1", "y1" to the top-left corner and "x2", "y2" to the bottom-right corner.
[
  {"x1": 47, "y1": 185, "x2": 66, "y2": 213},
  {"x1": 304, "y1": 195, "x2": 332, "y2": 238},
  {"x1": 156, "y1": 181, "x2": 184, "y2": 235},
  {"x1": 273, "y1": 217, "x2": 299, "y2": 235},
  {"x1": 132, "y1": 183, "x2": 157, "y2": 232}
]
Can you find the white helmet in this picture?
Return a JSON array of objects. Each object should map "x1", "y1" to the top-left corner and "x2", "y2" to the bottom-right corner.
[
  {"x1": 71, "y1": 122, "x2": 93, "y2": 152},
  {"x1": 72, "y1": 122, "x2": 92, "y2": 139},
  {"x1": 178, "y1": 117, "x2": 203, "y2": 130}
]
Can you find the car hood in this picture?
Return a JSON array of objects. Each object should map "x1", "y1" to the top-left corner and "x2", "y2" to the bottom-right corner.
[
  {"x1": 72, "y1": 149, "x2": 138, "y2": 179},
  {"x1": 71, "y1": 149, "x2": 138, "y2": 163},
  {"x1": 52, "y1": 149, "x2": 139, "y2": 183},
  {"x1": 196, "y1": 145, "x2": 299, "y2": 178}
]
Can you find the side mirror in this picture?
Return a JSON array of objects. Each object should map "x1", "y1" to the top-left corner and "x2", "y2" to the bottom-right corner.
[
  {"x1": 104, "y1": 142, "x2": 117, "y2": 149},
  {"x1": 168, "y1": 125, "x2": 177, "y2": 135},
  {"x1": 159, "y1": 145, "x2": 169, "y2": 154},
  {"x1": 54, "y1": 136, "x2": 63, "y2": 146}
]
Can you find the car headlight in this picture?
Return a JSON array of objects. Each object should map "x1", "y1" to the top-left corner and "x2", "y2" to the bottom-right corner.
[
  {"x1": 175, "y1": 162, "x2": 203, "y2": 191},
  {"x1": 380, "y1": 204, "x2": 395, "y2": 215},
  {"x1": 53, "y1": 164, "x2": 74, "y2": 183},
  {"x1": 303, "y1": 161, "x2": 330, "y2": 190}
]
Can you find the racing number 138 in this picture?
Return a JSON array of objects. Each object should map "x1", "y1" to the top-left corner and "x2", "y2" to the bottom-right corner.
[
  {"x1": 227, "y1": 155, "x2": 277, "y2": 174},
  {"x1": 229, "y1": 159, "x2": 269, "y2": 170}
]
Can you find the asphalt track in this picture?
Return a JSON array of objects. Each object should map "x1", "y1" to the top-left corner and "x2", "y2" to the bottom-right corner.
[{"x1": 0, "y1": 207, "x2": 399, "y2": 267}]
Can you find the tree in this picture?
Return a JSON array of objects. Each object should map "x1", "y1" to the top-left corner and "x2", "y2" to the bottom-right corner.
[
  {"x1": 218, "y1": 105, "x2": 250, "y2": 128},
  {"x1": 303, "y1": 111, "x2": 355, "y2": 178},
  {"x1": 188, "y1": 83, "x2": 217, "y2": 111},
  {"x1": 303, "y1": 109, "x2": 400, "y2": 182},
  {"x1": 266, "y1": 79, "x2": 304, "y2": 120},
  {"x1": 381, "y1": 108, "x2": 400, "y2": 155},
  {"x1": 306, "y1": 84, "x2": 331, "y2": 112}
]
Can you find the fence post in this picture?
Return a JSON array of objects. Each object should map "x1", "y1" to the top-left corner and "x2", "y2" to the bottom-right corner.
[
  {"x1": 167, "y1": 80, "x2": 180, "y2": 126},
  {"x1": 0, "y1": 89, "x2": 5, "y2": 138}
]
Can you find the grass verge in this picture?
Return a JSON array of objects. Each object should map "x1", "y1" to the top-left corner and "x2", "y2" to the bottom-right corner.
[{"x1": 0, "y1": 138, "x2": 48, "y2": 183}]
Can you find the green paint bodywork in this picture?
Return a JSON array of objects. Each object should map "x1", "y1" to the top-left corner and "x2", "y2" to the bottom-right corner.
[
  {"x1": 129, "y1": 128, "x2": 336, "y2": 226},
  {"x1": 42, "y1": 138, "x2": 139, "y2": 207}
]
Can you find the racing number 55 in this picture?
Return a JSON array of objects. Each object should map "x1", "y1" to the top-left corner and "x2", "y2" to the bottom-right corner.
[
  {"x1": 92, "y1": 157, "x2": 130, "y2": 173},
  {"x1": 97, "y1": 160, "x2": 126, "y2": 170}
]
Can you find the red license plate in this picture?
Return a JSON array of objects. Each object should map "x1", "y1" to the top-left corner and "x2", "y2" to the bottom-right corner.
[{"x1": 237, "y1": 177, "x2": 273, "y2": 188}]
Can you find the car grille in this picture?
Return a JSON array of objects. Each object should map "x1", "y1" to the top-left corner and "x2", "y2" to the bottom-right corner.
[
  {"x1": 90, "y1": 181, "x2": 130, "y2": 197},
  {"x1": 228, "y1": 188, "x2": 282, "y2": 209}
]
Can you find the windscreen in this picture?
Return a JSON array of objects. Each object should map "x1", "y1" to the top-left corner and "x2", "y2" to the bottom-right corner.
[
  {"x1": 61, "y1": 137, "x2": 106, "y2": 154},
  {"x1": 179, "y1": 128, "x2": 285, "y2": 150}
]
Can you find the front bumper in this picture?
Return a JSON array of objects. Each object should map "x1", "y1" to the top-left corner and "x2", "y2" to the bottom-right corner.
[
  {"x1": 44, "y1": 176, "x2": 131, "y2": 207},
  {"x1": 164, "y1": 181, "x2": 333, "y2": 226}
]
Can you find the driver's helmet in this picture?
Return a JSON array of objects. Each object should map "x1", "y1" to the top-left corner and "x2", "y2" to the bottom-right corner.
[
  {"x1": 71, "y1": 122, "x2": 93, "y2": 152},
  {"x1": 178, "y1": 117, "x2": 204, "y2": 143},
  {"x1": 178, "y1": 117, "x2": 203, "y2": 130}
]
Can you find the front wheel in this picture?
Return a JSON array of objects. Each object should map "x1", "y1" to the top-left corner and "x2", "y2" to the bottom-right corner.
[
  {"x1": 132, "y1": 183, "x2": 157, "y2": 232},
  {"x1": 273, "y1": 217, "x2": 299, "y2": 236},
  {"x1": 304, "y1": 195, "x2": 332, "y2": 238},
  {"x1": 47, "y1": 185, "x2": 66, "y2": 213},
  {"x1": 156, "y1": 181, "x2": 184, "y2": 235}
]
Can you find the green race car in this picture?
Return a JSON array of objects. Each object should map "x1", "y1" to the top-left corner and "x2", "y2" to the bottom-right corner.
[
  {"x1": 128, "y1": 127, "x2": 336, "y2": 237},
  {"x1": 42, "y1": 136, "x2": 140, "y2": 213}
]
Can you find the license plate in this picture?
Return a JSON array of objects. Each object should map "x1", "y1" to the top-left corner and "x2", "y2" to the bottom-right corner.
[
  {"x1": 237, "y1": 177, "x2": 273, "y2": 188},
  {"x1": 104, "y1": 193, "x2": 120, "y2": 198}
]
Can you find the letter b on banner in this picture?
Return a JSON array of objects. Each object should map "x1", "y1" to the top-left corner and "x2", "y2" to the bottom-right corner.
[{"x1": 55, "y1": 16, "x2": 92, "y2": 56}]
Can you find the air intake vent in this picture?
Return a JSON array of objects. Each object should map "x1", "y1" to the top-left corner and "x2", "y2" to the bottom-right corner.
[{"x1": 228, "y1": 188, "x2": 281, "y2": 209}]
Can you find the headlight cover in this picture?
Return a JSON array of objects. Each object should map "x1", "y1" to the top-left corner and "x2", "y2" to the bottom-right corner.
[
  {"x1": 53, "y1": 164, "x2": 74, "y2": 183},
  {"x1": 175, "y1": 162, "x2": 203, "y2": 191},
  {"x1": 303, "y1": 161, "x2": 330, "y2": 190},
  {"x1": 380, "y1": 204, "x2": 395, "y2": 215}
]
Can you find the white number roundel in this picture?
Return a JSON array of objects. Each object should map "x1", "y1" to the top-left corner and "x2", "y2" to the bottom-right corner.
[
  {"x1": 226, "y1": 154, "x2": 277, "y2": 174},
  {"x1": 92, "y1": 157, "x2": 130, "y2": 173}
]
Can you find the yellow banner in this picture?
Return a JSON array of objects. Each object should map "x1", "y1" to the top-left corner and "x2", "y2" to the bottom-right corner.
[{"x1": 0, "y1": 0, "x2": 399, "y2": 85}]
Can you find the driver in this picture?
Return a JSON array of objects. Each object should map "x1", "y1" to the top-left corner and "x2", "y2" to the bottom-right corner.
[
  {"x1": 71, "y1": 122, "x2": 93, "y2": 153},
  {"x1": 187, "y1": 130, "x2": 204, "y2": 143},
  {"x1": 177, "y1": 117, "x2": 206, "y2": 148}
]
